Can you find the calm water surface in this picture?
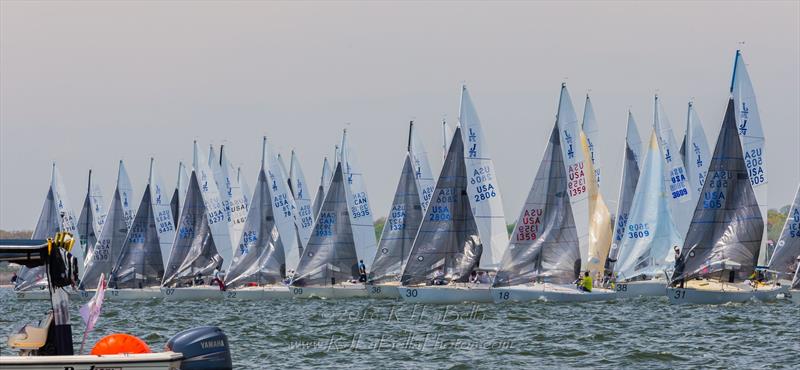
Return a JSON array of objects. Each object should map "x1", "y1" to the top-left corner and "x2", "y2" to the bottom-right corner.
[{"x1": 1, "y1": 288, "x2": 798, "y2": 369}]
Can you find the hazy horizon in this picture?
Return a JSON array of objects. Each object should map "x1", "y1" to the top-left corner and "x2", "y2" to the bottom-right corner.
[{"x1": 1, "y1": 1, "x2": 798, "y2": 230}]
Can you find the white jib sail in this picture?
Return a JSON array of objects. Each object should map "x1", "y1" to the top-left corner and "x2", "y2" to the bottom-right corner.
[
  {"x1": 654, "y1": 95, "x2": 694, "y2": 237},
  {"x1": 409, "y1": 122, "x2": 436, "y2": 212},
  {"x1": 312, "y1": 156, "x2": 333, "y2": 220},
  {"x1": 458, "y1": 85, "x2": 508, "y2": 269},
  {"x1": 731, "y1": 50, "x2": 769, "y2": 265},
  {"x1": 263, "y1": 139, "x2": 302, "y2": 270},
  {"x1": 582, "y1": 94, "x2": 602, "y2": 186},
  {"x1": 340, "y1": 130, "x2": 379, "y2": 269},
  {"x1": 216, "y1": 146, "x2": 249, "y2": 248},
  {"x1": 117, "y1": 160, "x2": 136, "y2": 230},
  {"x1": 555, "y1": 84, "x2": 591, "y2": 271},
  {"x1": 238, "y1": 167, "x2": 251, "y2": 208}
]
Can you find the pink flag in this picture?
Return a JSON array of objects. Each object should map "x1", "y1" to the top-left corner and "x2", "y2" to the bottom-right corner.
[{"x1": 79, "y1": 273, "x2": 106, "y2": 333}]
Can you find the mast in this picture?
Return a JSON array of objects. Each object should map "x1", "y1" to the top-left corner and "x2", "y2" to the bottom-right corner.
[
  {"x1": 408, "y1": 121, "x2": 414, "y2": 152},
  {"x1": 441, "y1": 118, "x2": 447, "y2": 160}
]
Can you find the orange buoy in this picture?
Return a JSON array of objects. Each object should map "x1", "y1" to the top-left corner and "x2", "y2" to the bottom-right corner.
[{"x1": 90, "y1": 333, "x2": 151, "y2": 355}]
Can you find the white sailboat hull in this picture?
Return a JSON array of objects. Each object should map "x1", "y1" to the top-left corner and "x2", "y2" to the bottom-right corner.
[
  {"x1": 161, "y1": 286, "x2": 223, "y2": 301},
  {"x1": 14, "y1": 289, "x2": 55, "y2": 301},
  {"x1": 615, "y1": 280, "x2": 667, "y2": 298},
  {"x1": 367, "y1": 283, "x2": 400, "y2": 299},
  {"x1": 0, "y1": 351, "x2": 182, "y2": 370},
  {"x1": 290, "y1": 284, "x2": 368, "y2": 299},
  {"x1": 223, "y1": 285, "x2": 292, "y2": 300},
  {"x1": 492, "y1": 283, "x2": 617, "y2": 303},
  {"x1": 398, "y1": 285, "x2": 493, "y2": 304},
  {"x1": 79, "y1": 287, "x2": 163, "y2": 301},
  {"x1": 667, "y1": 282, "x2": 754, "y2": 305},
  {"x1": 752, "y1": 283, "x2": 789, "y2": 302}
]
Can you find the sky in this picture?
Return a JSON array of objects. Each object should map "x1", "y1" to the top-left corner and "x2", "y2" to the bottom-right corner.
[{"x1": 1, "y1": 1, "x2": 798, "y2": 230}]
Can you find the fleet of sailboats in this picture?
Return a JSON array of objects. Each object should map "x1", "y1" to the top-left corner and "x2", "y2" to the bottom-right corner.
[{"x1": 10, "y1": 50, "x2": 800, "y2": 305}]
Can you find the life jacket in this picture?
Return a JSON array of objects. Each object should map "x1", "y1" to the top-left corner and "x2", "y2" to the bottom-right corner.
[{"x1": 582, "y1": 276, "x2": 593, "y2": 292}]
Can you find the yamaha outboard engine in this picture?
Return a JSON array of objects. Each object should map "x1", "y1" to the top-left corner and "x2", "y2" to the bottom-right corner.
[{"x1": 166, "y1": 326, "x2": 232, "y2": 370}]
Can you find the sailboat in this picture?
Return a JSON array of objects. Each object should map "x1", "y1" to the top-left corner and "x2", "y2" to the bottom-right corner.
[
  {"x1": 290, "y1": 161, "x2": 368, "y2": 299},
  {"x1": 79, "y1": 160, "x2": 136, "y2": 296},
  {"x1": 492, "y1": 84, "x2": 615, "y2": 303},
  {"x1": 311, "y1": 157, "x2": 332, "y2": 220},
  {"x1": 169, "y1": 162, "x2": 189, "y2": 227},
  {"x1": 680, "y1": 102, "x2": 712, "y2": 196},
  {"x1": 106, "y1": 159, "x2": 176, "y2": 299},
  {"x1": 654, "y1": 95, "x2": 695, "y2": 238},
  {"x1": 160, "y1": 142, "x2": 233, "y2": 300},
  {"x1": 758, "y1": 184, "x2": 800, "y2": 301},
  {"x1": 398, "y1": 85, "x2": 508, "y2": 304},
  {"x1": 215, "y1": 145, "x2": 249, "y2": 248},
  {"x1": 14, "y1": 163, "x2": 82, "y2": 300},
  {"x1": 77, "y1": 170, "x2": 107, "y2": 269},
  {"x1": 607, "y1": 112, "x2": 642, "y2": 275},
  {"x1": 368, "y1": 121, "x2": 435, "y2": 298},
  {"x1": 731, "y1": 50, "x2": 769, "y2": 268},
  {"x1": 273, "y1": 152, "x2": 303, "y2": 272},
  {"x1": 613, "y1": 129, "x2": 682, "y2": 297},
  {"x1": 223, "y1": 138, "x2": 298, "y2": 300},
  {"x1": 667, "y1": 98, "x2": 764, "y2": 304}
]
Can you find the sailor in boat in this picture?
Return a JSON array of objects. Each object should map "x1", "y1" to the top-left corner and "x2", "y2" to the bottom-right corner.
[
  {"x1": 576, "y1": 271, "x2": 593, "y2": 292},
  {"x1": 672, "y1": 246, "x2": 685, "y2": 288},
  {"x1": 431, "y1": 268, "x2": 446, "y2": 286},
  {"x1": 358, "y1": 260, "x2": 367, "y2": 283},
  {"x1": 477, "y1": 271, "x2": 490, "y2": 284},
  {"x1": 192, "y1": 273, "x2": 205, "y2": 286},
  {"x1": 211, "y1": 266, "x2": 226, "y2": 291}
]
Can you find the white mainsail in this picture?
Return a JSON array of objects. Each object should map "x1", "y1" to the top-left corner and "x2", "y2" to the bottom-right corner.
[
  {"x1": 608, "y1": 112, "x2": 643, "y2": 269},
  {"x1": 681, "y1": 102, "x2": 712, "y2": 196},
  {"x1": 16, "y1": 163, "x2": 82, "y2": 291},
  {"x1": 263, "y1": 141, "x2": 302, "y2": 270},
  {"x1": 582, "y1": 94, "x2": 602, "y2": 186},
  {"x1": 555, "y1": 84, "x2": 591, "y2": 271},
  {"x1": 238, "y1": 166, "x2": 251, "y2": 208},
  {"x1": 289, "y1": 150, "x2": 315, "y2": 248},
  {"x1": 215, "y1": 146, "x2": 249, "y2": 248},
  {"x1": 110, "y1": 158, "x2": 176, "y2": 288},
  {"x1": 614, "y1": 131, "x2": 683, "y2": 281},
  {"x1": 340, "y1": 130, "x2": 379, "y2": 269},
  {"x1": 80, "y1": 161, "x2": 136, "y2": 289},
  {"x1": 193, "y1": 142, "x2": 234, "y2": 270},
  {"x1": 458, "y1": 85, "x2": 508, "y2": 269},
  {"x1": 410, "y1": 121, "x2": 436, "y2": 211},
  {"x1": 654, "y1": 95, "x2": 694, "y2": 237},
  {"x1": 169, "y1": 162, "x2": 190, "y2": 227},
  {"x1": 77, "y1": 170, "x2": 107, "y2": 264},
  {"x1": 730, "y1": 50, "x2": 769, "y2": 266}
]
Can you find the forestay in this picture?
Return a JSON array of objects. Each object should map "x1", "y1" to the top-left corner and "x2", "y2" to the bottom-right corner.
[
  {"x1": 340, "y1": 130, "x2": 379, "y2": 269},
  {"x1": 400, "y1": 127, "x2": 481, "y2": 286},
  {"x1": 768, "y1": 184, "x2": 800, "y2": 279},
  {"x1": 225, "y1": 139, "x2": 293, "y2": 288},
  {"x1": 614, "y1": 131, "x2": 682, "y2": 281},
  {"x1": 458, "y1": 85, "x2": 508, "y2": 269},
  {"x1": 110, "y1": 159, "x2": 176, "y2": 288},
  {"x1": 292, "y1": 163, "x2": 359, "y2": 286},
  {"x1": 731, "y1": 50, "x2": 769, "y2": 266},
  {"x1": 672, "y1": 99, "x2": 763, "y2": 284},
  {"x1": 369, "y1": 122, "x2": 433, "y2": 284},
  {"x1": 494, "y1": 125, "x2": 580, "y2": 287},
  {"x1": 654, "y1": 96, "x2": 694, "y2": 237},
  {"x1": 81, "y1": 161, "x2": 135, "y2": 289},
  {"x1": 289, "y1": 151, "x2": 315, "y2": 248},
  {"x1": 311, "y1": 157, "x2": 332, "y2": 220},
  {"x1": 16, "y1": 163, "x2": 81, "y2": 291},
  {"x1": 607, "y1": 112, "x2": 642, "y2": 271},
  {"x1": 680, "y1": 102, "x2": 712, "y2": 196}
]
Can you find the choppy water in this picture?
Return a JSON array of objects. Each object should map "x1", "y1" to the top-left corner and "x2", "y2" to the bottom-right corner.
[{"x1": 1, "y1": 288, "x2": 798, "y2": 369}]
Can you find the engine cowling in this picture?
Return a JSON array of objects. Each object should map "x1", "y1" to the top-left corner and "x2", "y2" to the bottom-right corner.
[{"x1": 166, "y1": 326, "x2": 232, "y2": 370}]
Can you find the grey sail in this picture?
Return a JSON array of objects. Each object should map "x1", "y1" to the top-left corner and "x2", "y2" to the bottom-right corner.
[
  {"x1": 607, "y1": 113, "x2": 643, "y2": 270},
  {"x1": 225, "y1": 169, "x2": 287, "y2": 288},
  {"x1": 672, "y1": 99, "x2": 763, "y2": 284},
  {"x1": 77, "y1": 171, "x2": 97, "y2": 260},
  {"x1": 109, "y1": 186, "x2": 163, "y2": 288},
  {"x1": 793, "y1": 262, "x2": 800, "y2": 290},
  {"x1": 400, "y1": 127, "x2": 481, "y2": 286},
  {"x1": 80, "y1": 185, "x2": 129, "y2": 289},
  {"x1": 170, "y1": 162, "x2": 189, "y2": 226},
  {"x1": 768, "y1": 184, "x2": 800, "y2": 279},
  {"x1": 369, "y1": 154, "x2": 423, "y2": 284},
  {"x1": 494, "y1": 125, "x2": 580, "y2": 287},
  {"x1": 291, "y1": 163, "x2": 359, "y2": 287},
  {"x1": 161, "y1": 171, "x2": 222, "y2": 286}
]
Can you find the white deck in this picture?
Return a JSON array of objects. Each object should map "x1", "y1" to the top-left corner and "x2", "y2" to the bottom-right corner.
[{"x1": 0, "y1": 351, "x2": 182, "y2": 370}]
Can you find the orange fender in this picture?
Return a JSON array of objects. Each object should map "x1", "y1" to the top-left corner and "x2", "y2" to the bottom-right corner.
[{"x1": 91, "y1": 333, "x2": 151, "y2": 355}]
